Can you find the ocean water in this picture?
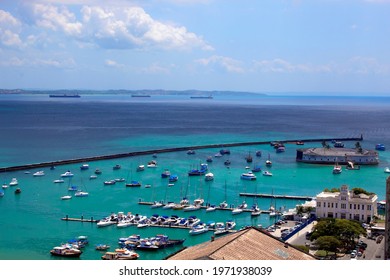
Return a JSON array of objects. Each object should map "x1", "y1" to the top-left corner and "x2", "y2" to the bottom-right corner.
[{"x1": 0, "y1": 93, "x2": 389, "y2": 260}]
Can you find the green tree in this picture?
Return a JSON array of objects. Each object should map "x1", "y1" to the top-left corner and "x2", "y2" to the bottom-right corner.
[
  {"x1": 315, "y1": 236, "x2": 342, "y2": 255},
  {"x1": 310, "y1": 218, "x2": 366, "y2": 251}
]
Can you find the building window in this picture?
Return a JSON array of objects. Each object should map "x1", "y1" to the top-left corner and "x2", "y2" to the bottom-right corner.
[
  {"x1": 317, "y1": 202, "x2": 321, "y2": 207},
  {"x1": 335, "y1": 203, "x2": 338, "y2": 208},
  {"x1": 328, "y1": 202, "x2": 330, "y2": 208},
  {"x1": 358, "y1": 204, "x2": 360, "y2": 210},
  {"x1": 354, "y1": 204, "x2": 356, "y2": 210},
  {"x1": 362, "y1": 215, "x2": 364, "y2": 221},
  {"x1": 349, "y1": 214, "x2": 352, "y2": 219},
  {"x1": 331, "y1": 203, "x2": 334, "y2": 208},
  {"x1": 341, "y1": 213, "x2": 346, "y2": 219},
  {"x1": 341, "y1": 203, "x2": 346, "y2": 209},
  {"x1": 362, "y1": 205, "x2": 364, "y2": 210},
  {"x1": 324, "y1": 202, "x2": 326, "y2": 207},
  {"x1": 350, "y1": 204, "x2": 352, "y2": 209},
  {"x1": 368, "y1": 205, "x2": 371, "y2": 211}
]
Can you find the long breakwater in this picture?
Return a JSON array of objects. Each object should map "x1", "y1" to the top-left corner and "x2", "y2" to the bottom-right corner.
[{"x1": 0, "y1": 135, "x2": 363, "y2": 172}]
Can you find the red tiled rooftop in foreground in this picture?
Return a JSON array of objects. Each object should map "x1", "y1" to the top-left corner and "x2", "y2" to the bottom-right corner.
[{"x1": 165, "y1": 227, "x2": 317, "y2": 260}]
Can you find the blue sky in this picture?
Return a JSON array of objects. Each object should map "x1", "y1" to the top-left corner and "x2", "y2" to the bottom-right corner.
[{"x1": 0, "y1": 0, "x2": 389, "y2": 94}]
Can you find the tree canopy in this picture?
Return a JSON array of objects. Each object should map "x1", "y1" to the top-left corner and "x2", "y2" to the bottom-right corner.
[{"x1": 310, "y1": 218, "x2": 366, "y2": 250}]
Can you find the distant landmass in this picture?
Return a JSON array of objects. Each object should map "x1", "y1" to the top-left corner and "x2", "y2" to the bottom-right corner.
[{"x1": 0, "y1": 89, "x2": 267, "y2": 97}]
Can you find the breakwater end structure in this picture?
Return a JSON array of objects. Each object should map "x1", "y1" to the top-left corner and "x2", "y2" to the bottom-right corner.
[{"x1": 0, "y1": 135, "x2": 363, "y2": 172}]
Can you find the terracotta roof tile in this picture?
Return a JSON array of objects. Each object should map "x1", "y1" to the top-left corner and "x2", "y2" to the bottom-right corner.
[{"x1": 166, "y1": 227, "x2": 316, "y2": 260}]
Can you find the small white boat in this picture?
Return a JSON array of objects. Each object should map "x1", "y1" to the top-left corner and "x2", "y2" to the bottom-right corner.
[
  {"x1": 80, "y1": 164, "x2": 89, "y2": 170},
  {"x1": 74, "y1": 191, "x2": 88, "y2": 197},
  {"x1": 150, "y1": 201, "x2": 163, "y2": 208},
  {"x1": 385, "y1": 167, "x2": 390, "y2": 173},
  {"x1": 226, "y1": 220, "x2": 236, "y2": 230},
  {"x1": 61, "y1": 195, "x2": 72, "y2": 200},
  {"x1": 162, "y1": 202, "x2": 176, "y2": 209},
  {"x1": 33, "y1": 171, "x2": 45, "y2": 177},
  {"x1": 9, "y1": 178, "x2": 18, "y2": 186},
  {"x1": 147, "y1": 160, "x2": 157, "y2": 168},
  {"x1": 241, "y1": 171, "x2": 257, "y2": 180},
  {"x1": 205, "y1": 172, "x2": 214, "y2": 181},
  {"x1": 2, "y1": 184, "x2": 8, "y2": 189},
  {"x1": 189, "y1": 224, "x2": 209, "y2": 235},
  {"x1": 251, "y1": 205, "x2": 261, "y2": 217},
  {"x1": 53, "y1": 179, "x2": 65, "y2": 183},
  {"x1": 97, "y1": 214, "x2": 118, "y2": 227},
  {"x1": 333, "y1": 164, "x2": 342, "y2": 174},
  {"x1": 263, "y1": 170, "x2": 273, "y2": 176},
  {"x1": 206, "y1": 205, "x2": 216, "y2": 212},
  {"x1": 61, "y1": 171, "x2": 74, "y2": 177},
  {"x1": 231, "y1": 208, "x2": 243, "y2": 215},
  {"x1": 183, "y1": 204, "x2": 201, "y2": 212},
  {"x1": 219, "y1": 201, "x2": 228, "y2": 209},
  {"x1": 137, "y1": 165, "x2": 145, "y2": 172},
  {"x1": 89, "y1": 175, "x2": 97, "y2": 180},
  {"x1": 144, "y1": 184, "x2": 151, "y2": 188}
]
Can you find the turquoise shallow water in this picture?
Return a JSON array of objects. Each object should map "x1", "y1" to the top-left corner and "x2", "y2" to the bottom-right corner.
[
  {"x1": 0, "y1": 94, "x2": 389, "y2": 260},
  {"x1": 0, "y1": 141, "x2": 389, "y2": 260}
]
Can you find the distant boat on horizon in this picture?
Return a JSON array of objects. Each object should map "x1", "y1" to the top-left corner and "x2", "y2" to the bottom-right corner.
[
  {"x1": 190, "y1": 95, "x2": 213, "y2": 99},
  {"x1": 131, "y1": 94, "x2": 151, "y2": 97},
  {"x1": 49, "y1": 94, "x2": 80, "y2": 98}
]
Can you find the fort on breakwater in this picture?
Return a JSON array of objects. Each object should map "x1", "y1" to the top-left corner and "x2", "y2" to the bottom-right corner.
[{"x1": 0, "y1": 135, "x2": 364, "y2": 172}]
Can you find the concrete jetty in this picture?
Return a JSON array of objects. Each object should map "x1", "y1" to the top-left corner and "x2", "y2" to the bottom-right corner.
[
  {"x1": 239, "y1": 193, "x2": 314, "y2": 201},
  {"x1": 0, "y1": 135, "x2": 363, "y2": 172}
]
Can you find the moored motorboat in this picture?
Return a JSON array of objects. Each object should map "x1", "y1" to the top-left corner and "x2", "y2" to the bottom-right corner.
[
  {"x1": 263, "y1": 170, "x2": 273, "y2": 176},
  {"x1": 137, "y1": 165, "x2": 145, "y2": 172},
  {"x1": 333, "y1": 163, "x2": 342, "y2": 174},
  {"x1": 104, "y1": 180, "x2": 116, "y2": 185},
  {"x1": 126, "y1": 181, "x2": 141, "y2": 187},
  {"x1": 53, "y1": 179, "x2": 65, "y2": 183},
  {"x1": 33, "y1": 171, "x2": 45, "y2": 177},
  {"x1": 189, "y1": 224, "x2": 209, "y2": 235},
  {"x1": 50, "y1": 245, "x2": 82, "y2": 258},
  {"x1": 113, "y1": 164, "x2": 121, "y2": 170},
  {"x1": 240, "y1": 171, "x2": 256, "y2": 180},
  {"x1": 9, "y1": 178, "x2": 18, "y2": 186},
  {"x1": 169, "y1": 174, "x2": 178, "y2": 182},
  {"x1": 97, "y1": 214, "x2": 118, "y2": 227},
  {"x1": 80, "y1": 164, "x2": 89, "y2": 170},
  {"x1": 95, "y1": 244, "x2": 110, "y2": 251},
  {"x1": 14, "y1": 188, "x2": 21, "y2": 194},
  {"x1": 376, "y1": 144, "x2": 386, "y2": 151},
  {"x1": 205, "y1": 172, "x2": 214, "y2": 181},
  {"x1": 61, "y1": 171, "x2": 74, "y2": 177},
  {"x1": 61, "y1": 195, "x2": 72, "y2": 200},
  {"x1": 385, "y1": 167, "x2": 390, "y2": 173},
  {"x1": 74, "y1": 191, "x2": 88, "y2": 197},
  {"x1": 101, "y1": 249, "x2": 139, "y2": 260}
]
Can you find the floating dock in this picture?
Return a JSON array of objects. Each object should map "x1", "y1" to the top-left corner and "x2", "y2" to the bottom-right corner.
[
  {"x1": 0, "y1": 135, "x2": 363, "y2": 172},
  {"x1": 61, "y1": 215, "x2": 98, "y2": 223},
  {"x1": 138, "y1": 201, "x2": 272, "y2": 214}
]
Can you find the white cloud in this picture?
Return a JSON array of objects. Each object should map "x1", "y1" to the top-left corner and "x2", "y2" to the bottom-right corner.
[
  {"x1": 140, "y1": 62, "x2": 172, "y2": 74},
  {"x1": 0, "y1": 56, "x2": 76, "y2": 68},
  {"x1": 24, "y1": 3, "x2": 212, "y2": 51},
  {"x1": 196, "y1": 55, "x2": 244, "y2": 73},
  {"x1": 252, "y1": 57, "x2": 390, "y2": 75},
  {"x1": 31, "y1": 3, "x2": 83, "y2": 37},
  {"x1": 253, "y1": 58, "x2": 332, "y2": 73},
  {"x1": 104, "y1": 59, "x2": 125, "y2": 68},
  {"x1": 81, "y1": 6, "x2": 212, "y2": 50},
  {"x1": 0, "y1": 10, "x2": 23, "y2": 47}
]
